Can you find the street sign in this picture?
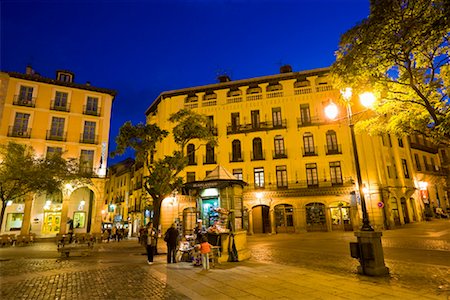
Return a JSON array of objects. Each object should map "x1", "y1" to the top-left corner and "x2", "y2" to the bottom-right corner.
[{"x1": 377, "y1": 201, "x2": 384, "y2": 208}]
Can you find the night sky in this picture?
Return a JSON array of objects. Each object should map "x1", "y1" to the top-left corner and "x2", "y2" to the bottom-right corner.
[{"x1": 1, "y1": 0, "x2": 370, "y2": 164}]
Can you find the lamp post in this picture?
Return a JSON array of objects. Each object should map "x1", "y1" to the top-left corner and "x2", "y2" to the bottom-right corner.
[{"x1": 325, "y1": 88, "x2": 389, "y2": 276}]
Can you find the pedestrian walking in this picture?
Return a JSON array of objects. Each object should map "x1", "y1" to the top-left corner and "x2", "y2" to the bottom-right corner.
[
  {"x1": 199, "y1": 235, "x2": 212, "y2": 270},
  {"x1": 145, "y1": 223, "x2": 156, "y2": 265},
  {"x1": 164, "y1": 223, "x2": 179, "y2": 264}
]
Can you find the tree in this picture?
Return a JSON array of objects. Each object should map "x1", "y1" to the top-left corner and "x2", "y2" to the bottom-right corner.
[
  {"x1": 111, "y1": 109, "x2": 217, "y2": 232},
  {"x1": 332, "y1": 0, "x2": 449, "y2": 145},
  {"x1": 0, "y1": 142, "x2": 81, "y2": 230}
]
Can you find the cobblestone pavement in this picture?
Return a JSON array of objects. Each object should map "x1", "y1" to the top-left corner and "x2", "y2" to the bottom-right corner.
[
  {"x1": 0, "y1": 219, "x2": 449, "y2": 299},
  {"x1": 248, "y1": 219, "x2": 450, "y2": 297}
]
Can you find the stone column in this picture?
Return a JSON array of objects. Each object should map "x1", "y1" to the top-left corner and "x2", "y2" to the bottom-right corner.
[
  {"x1": 59, "y1": 195, "x2": 70, "y2": 234},
  {"x1": 20, "y1": 194, "x2": 34, "y2": 235},
  {"x1": 247, "y1": 208, "x2": 254, "y2": 235}
]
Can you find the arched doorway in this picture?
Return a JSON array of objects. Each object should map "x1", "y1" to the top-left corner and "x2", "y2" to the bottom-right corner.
[
  {"x1": 252, "y1": 205, "x2": 270, "y2": 233},
  {"x1": 329, "y1": 202, "x2": 352, "y2": 231},
  {"x1": 274, "y1": 204, "x2": 294, "y2": 233},
  {"x1": 305, "y1": 202, "x2": 327, "y2": 232},
  {"x1": 70, "y1": 187, "x2": 95, "y2": 233},
  {"x1": 183, "y1": 207, "x2": 197, "y2": 235},
  {"x1": 390, "y1": 198, "x2": 401, "y2": 226},
  {"x1": 400, "y1": 197, "x2": 410, "y2": 223}
]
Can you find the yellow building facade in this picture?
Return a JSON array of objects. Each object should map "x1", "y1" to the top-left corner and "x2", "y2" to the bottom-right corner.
[
  {"x1": 146, "y1": 66, "x2": 448, "y2": 234},
  {"x1": 0, "y1": 66, "x2": 116, "y2": 237}
]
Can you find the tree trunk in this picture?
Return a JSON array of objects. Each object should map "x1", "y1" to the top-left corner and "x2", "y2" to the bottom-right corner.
[
  {"x1": 0, "y1": 201, "x2": 7, "y2": 232},
  {"x1": 152, "y1": 196, "x2": 164, "y2": 254}
]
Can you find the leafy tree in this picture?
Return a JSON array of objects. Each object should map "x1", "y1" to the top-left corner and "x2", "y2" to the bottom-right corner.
[
  {"x1": 332, "y1": 0, "x2": 449, "y2": 145},
  {"x1": 111, "y1": 109, "x2": 217, "y2": 233},
  {"x1": 0, "y1": 142, "x2": 82, "y2": 230}
]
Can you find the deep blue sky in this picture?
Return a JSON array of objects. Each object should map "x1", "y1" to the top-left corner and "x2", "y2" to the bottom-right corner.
[{"x1": 1, "y1": 0, "x2": 369, "y2": 165}]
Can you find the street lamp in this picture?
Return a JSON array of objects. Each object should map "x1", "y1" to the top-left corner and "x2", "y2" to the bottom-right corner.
[
  {"x1": 325, "y1": 88, "x2": 389, "y2": 276},
  {"x1": 325, "y1": 89, "x2": 374, "y2": 231}
]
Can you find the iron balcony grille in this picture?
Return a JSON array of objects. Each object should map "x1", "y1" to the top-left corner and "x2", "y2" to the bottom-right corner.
[
  {"x1": 302, "y1": 146, "x2": 318, "y2": 156},
  {"x1": 50, "y1": 100, "x2": 70, "y2": 112},
  {"x1": 83, "y1": 105, "x2": 101, "y2": 116},
  {"x1": 297, "y1": 116, "x2": 328, "y2": 128},
  {"x1": 226, "y1": 119, "x2": 287, "y2": 135},
  {"x1": 251, "y1": 150, "x2": 266, "y2": 161},
  {"x1": 46, "y1": 130, "x2": 67, "y2": 142},
  {"x1": 229, "y1": 152, "x2": 244, "y2": 163},
  {"x1": 7, "y1": 126, "x2": 31, "y2": 138},
  {"x1": 273, "y1": 150, "x2": 288, "y2": 159},
  {"x1": 243, "y1": 177, "x2": 353, "y2": 192},
  {"x1": 203, "y1": 154, "x2": 217, "y2": 165},
  {"x1": 80, "y1": 134, "x2": 99, "y2": 144},
  {"x1": 325, "y1": 144, "x2": 342, "y2": 155},
  {"x1": 13, "y1": 95, "x2": 36, "y2": 107}
]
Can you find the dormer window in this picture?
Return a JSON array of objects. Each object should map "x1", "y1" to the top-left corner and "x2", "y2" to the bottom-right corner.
[
  {"x1": 227, "y1": 88, "x2": 242, "y2": 97},
  {"x1": 203, "y1": 91, "x2": 217, "y2": 101},
  {"x1": 247, "y1": 85, "x2": 262, "y2": 94},
  {"x1": 185, "y1": 94, "x2": 198, "y2": 103},
  {"x1": 267, "y1": 82, "x2": 282, "y2": 92},
  {"x1": 56, "y1": 70, "x2": 74, "y2": 83},
  {"x1": 294, "y1": 79, "x2": 310, "y2": 88}
]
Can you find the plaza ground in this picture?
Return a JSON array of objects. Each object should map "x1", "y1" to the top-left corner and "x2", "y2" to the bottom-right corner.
[{"x1": 0, "y1": 220, "x2": 449, "y2": 299}]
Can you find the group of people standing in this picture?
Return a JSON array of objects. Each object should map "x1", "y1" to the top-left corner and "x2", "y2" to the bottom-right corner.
[{"x1": 141, "y1": 220, "x2": 213, "y2": 270}]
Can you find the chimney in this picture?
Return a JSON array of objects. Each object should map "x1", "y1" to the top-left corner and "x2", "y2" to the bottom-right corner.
[
  {"x1": 86, "y1": 81, "x2": 91, "y2": 86},
  {"x1": 280, "y1": 65, "x2": 293, "y2": 73},
  {"x1": 217, "y1": 75, "x2": 231, "y2": 83},
  {"x1": 25, "y1": 65, "x2": 35, "y2": 75}
]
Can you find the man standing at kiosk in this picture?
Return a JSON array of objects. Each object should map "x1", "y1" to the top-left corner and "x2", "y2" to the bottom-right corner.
[{"x1": 164, "y1": 223, "x2": 179, "y2": 263}]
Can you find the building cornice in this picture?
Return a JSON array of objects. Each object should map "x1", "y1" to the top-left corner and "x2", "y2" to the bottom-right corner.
[{"x1": 145, "y1": 67, "x2": 330, "y2": 116}]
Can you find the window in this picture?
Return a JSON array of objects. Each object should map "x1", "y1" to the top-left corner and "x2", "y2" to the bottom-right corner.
[
  {"x1": 58, "y1": 72, "x2": 73, "y2": 83},
  {"x1": 206, "y1": 116, "x2": 215, "y2": 134},
  {"x1": 73, "y1": 212, "x2": 86, "y2": 228},
  {"x1": 231, "y1": 140, "x2": 242, "y2": 162},
  {"x1": 46, "y1": 147, "x2": 62, "y2": 158},
  {"x1": 274, "y1": 135, "x2": 286, "y2": 158},
  {"x1": 254, "y1": 167, "x2": 264, "y2": 188},
  {"x1": 276, "y1": 165, "x2": 288, "y2": 188},
  {"x1": 303, "y1": 132, "x2": 315, "y2": 156},
  {"x1": 231, "y1": 113, "x2": 240, "y2": 131},
  {"x1": 252, "y1": 137, "x2": 263, "y2": 160},
  {"x1": 326, "y1": 130, "x2": 339, "y2": 154},
  {"x1": 398, "y1": 137, "x2": 404, "y2": 147},
  {"x1": 85, "y1": 97, "x2": 99, "y2": 115},
  {"x1": 401, "y1": 159, "x2": 410, "y2": 178},
  {"x1": 49, "y1": 117, "x2": 65, "y2": 140},
  {"x1": 300, "y1": 104, "x2": 311, "y2": 125},
  {"x1": 80, "y1": 150, "x2": 94, "y2": 173},
  {"x1": 187, "y1": 144, "x2": 196, "y2": 165},
  {"x1": 306, "y1": 163, "x2": 318, "y2": 187},
  {"x1": 6, "y1": 213, "x2": 24, "y2": 231},
  {"x1": 272, "y1": 107, "x2": 282, "y2": 127},
  {"x1": 330, "y1": 161, "x2": 343, "y2": 185},
  {"x1": 82, "y1": 121, "x2": 96, "y2": 143},
  {"x1": 423, "y1": 156, "x2": 429, "y2": 171},
  {"x1": 431, "y1": 157, "x2": 436, "y2": 171},
  {"x1": 205, "y1": 144, "x2": 215, "y2": 164},
  {"x1": 186, "y1": 172, "x2": 196, "y2": 183},
  {"x1": 19, "y1": 85, "x2": 33, "y2": 101},
  {"x1": 53, "y1": 91, "x2": 68, "y2": 110},
  {"x1": 12, "y1": 112, "x2": 30, "y2": 136},
  {"x1": 414, "y1": 154, "x2": 421, "y2": 171},
  {"x1": 233, "y1": 169, "x2": 243, "y2": 180},
  {"x1": 251, "y1": 110, "x2": 260, "y2": 129}
]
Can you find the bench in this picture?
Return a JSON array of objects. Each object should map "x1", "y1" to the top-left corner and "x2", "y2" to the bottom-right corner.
[{"x1": 57, "y1": 234, "x2": 95, "y2": 258}]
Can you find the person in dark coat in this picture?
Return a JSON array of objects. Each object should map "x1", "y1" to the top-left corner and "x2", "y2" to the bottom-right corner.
[{"x1": 164, "y1": 223, "x2": 179, "y2": 263}]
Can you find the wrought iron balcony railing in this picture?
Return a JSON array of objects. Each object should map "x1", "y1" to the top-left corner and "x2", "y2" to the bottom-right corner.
[
  {"x1": 13, "y1": 95, "x2": 36, "y2": 107},
  {"x1": 46, "y1": 130, "x2": 67, "y2": 142},
  {"x1": 7, "y1": 126, "x2": 31, "y2": 138}
]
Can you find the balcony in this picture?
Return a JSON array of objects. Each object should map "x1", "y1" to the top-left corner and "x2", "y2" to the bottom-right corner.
[
  {"x1": 13, "y1": 95, "x2": 36, "y2": 107},
  {"x1": 246, "y1": 94, "x2": 263, "y2": 101},
  {"x1": 409, "y1": 139, "x2": 439, "y2": 154},
  {"x1": 46, "y1": 130, "x2": 67, "y2": 142},
  {"x1": 227, "y1": 96, "x2": 243, "y2": 104},
  {"x1": 203, "y1": 154, "x2": 217, "y2": 165},
  {"x1": 294, "y1": 87, "x2": 313, "y2": 95},
  {"x1": 273, "y1": 150, "x2": 288, "y2": 159},
  {"x1": 83, "y1": 105, "x2": 101, "y2": 116},
  {"x1": 202, "y1": 100, "x2": 217, "y2": 107},
  {"x1": 316, "y1": 84, "x2": 333, "y2": 92},
  {"x1": 297, "y1": 116, "x2": 326, "y2": 128},
  {"x1": 187, "y1": 155, "x2": 198, "y2": 166},
  {"x1": 229, "y1": 152, "x2": 244, "y2": 163},
  {"x1": 80, "y1": 134, "x2": 98, "y2": 144},
  {"x1": 267, "y1": 91, "x2": 283, "y2": 98},
  {"x1": 243, "y1": 177, "x2": 353, "y2": 193},
  {"x1": 226, "y1": 119, "x2": 287, "y2": 135},
  {"x1": 7, "y1": 126, "x2": 31, "y2": 138},
  {"x1": 325, "y1": 144, "x2": 342, "y2": 155},
  {"x1": 302, "y1": 146, "x2": 318, "y2": 157},
  {"x1": 50, "y1": 100, "x2": 70, "y2": 112},
  {"x1": 251, "y1": 150, "x2": 266, "y2": 161}
]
